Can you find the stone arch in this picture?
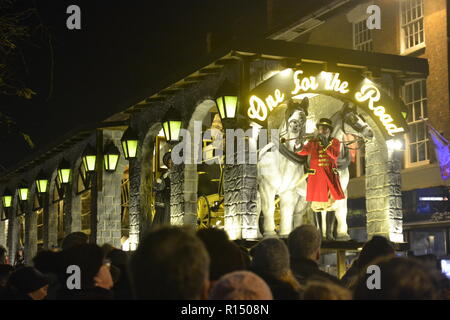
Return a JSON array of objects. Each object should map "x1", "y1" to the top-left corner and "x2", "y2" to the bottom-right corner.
[
  {"x1": 70, "y1": 156, "x2": 85, "y2": 235},
  {"x1": 24, "y1": 182, "x2": 38, "y2": 264},
  {"x1": 6, "y1": 189, "x2": 19, "y2": 264},
  {"x1": 357, "y1": 109, "x2": 403, "y2": 242},
  {"x1": 247, "y1": 69, "x2": 407, "y2": 242},
  {"x1": 46, "y1": 168, "x2": 60, "y2": 248},
  {"x1": 95, "y1": 129, "x2": 128, "y2": 248},
  {"x1": 139, "y1": 123, "x2": 164, "y2": 233},
  {"x1": 179, "y1": 98, "x2": 216, "y2": 226}
]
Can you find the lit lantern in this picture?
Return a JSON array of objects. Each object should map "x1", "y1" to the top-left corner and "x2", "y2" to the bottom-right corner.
[
  {"x1": 215, "y1": 79, "x2": 238, "y2": 122},
  {"x1": 104, "y1": 142, "x2": 120, "y2": 172},
  {"x1": 2, "y1": 188, "x2": 13, "y2": 208},
  {"x1": 162, "y1": 107, "x2": 182, "y2": 143},
  {"x1": 82, "y1": 144, "x2": 97, "y2": 173},
  {"x1": 17, "y1": 183, "x2": 29, "y2": 202},
  {"x1": 57, "y1": 159, "x2": 72, "y2": 184},
  {"x1": 35, "y1": 171, "x2": 49, "y2": 193},
  {"x1": 121, "y1": 127, "x2": 139, "y2": 160}
]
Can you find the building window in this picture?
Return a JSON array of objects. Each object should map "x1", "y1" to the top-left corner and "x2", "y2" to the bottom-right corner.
[
  {"x1": 400, "y1": 0, "x2": 425, "y2": 54},
  {"x1": 353, "y1": 19, "x2": 373, "y2": 52},
  {"x1": 77, "y1": 164, "x2": 92, "y2": 235},
  {"x1": 121, "y1": 167, "x2": 130, "y2": 241},
  {"x1": 407, "y1": 228, "x2": 446, "y2": 256},
  {"x1": 52, "y1": 177, "x2": 65, "y2": 242},
  {"x1": 33, "y1": 195, "x2": 44, "y2": 246},
  {"x1": 4, "y1": 220, "x2": 8, "y2": 244},
  {"x1": 17, "y1": 215, "x2": 25, "y2": 248},
  {"x1": 403, "y1": 79, "x2": 429, "y2": 166}
]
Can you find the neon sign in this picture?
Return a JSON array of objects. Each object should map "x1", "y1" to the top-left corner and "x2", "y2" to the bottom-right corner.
[
  {"x1": 355, "y1": 84, "x2": 404, "y2": 136},
  {"x1": 248, "y1": 89, "x2": 284, "y2": 121},
  {"x1": 246, "y1": 68, "x2": 407, "y2": 137},
  {"x1": 249, "y1": 70, "x2": 351, "y2": 122}
]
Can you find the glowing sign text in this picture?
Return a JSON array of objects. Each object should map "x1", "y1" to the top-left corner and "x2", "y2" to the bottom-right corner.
[
  {"x1": 355, "y1": 84, "x2": 404, "y2": 136},
  {"x1": 291, "y1": 70, "x2": 319, "y2": 94},
  {"x1": 248, "y1": 89, "x2": 284, "y2": 122}
]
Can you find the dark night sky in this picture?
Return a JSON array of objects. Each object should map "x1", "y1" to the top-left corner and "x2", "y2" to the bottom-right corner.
[
  {"x1": 0, "y1": 0, "x2": 268, "y2": 170},
  {"x1": 0, "y1": 0, "x2": 326, "y2": 170}
]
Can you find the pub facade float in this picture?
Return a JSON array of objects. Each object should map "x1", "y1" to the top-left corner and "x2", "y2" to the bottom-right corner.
[{"x1": 0, "y1": 36, "x2": 429, "y2": 264}]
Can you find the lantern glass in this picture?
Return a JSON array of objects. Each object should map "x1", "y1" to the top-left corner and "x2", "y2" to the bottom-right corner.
[
  {"x1": 58, "y1": 168, "x2": 71, "y2": 184},
  {"x1": 163, "y1": 121, "x2": 170, "y2": 141},
  {"x1": 36, "y1": 179, "x2": 49, "y2": 193},
  {"x1": 216, "y1": 96, "x2": 237, "y2": 120},
  {"x1": 82, "y1": 154, "x2": 97, "y2": 172},
  {"x1": 216, "y1": 97, "x2": 225, "y2": 119},
  {"x1": 18, "y1": 187, "x2": 28, "y2": 201},
  {"x1": 225, "y1": 96, "x2": 237, "y2": 119},
  {"x1": 104, "y1": 154, "x2": 119, "y2": 171},
  {"x1": 2, "y1": 195, "x2": 12, "y2": 208},
  {"x1": 163, "y1": 120, "x2": 182, "y2": 142},
  {"x1": 122, "y1": 139, "x2": 138, "y2": 159}
]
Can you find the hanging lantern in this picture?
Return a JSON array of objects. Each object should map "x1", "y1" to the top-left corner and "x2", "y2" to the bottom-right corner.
[
  {"x1": 2, "y1": 188, "x2": 13, "y2": 208},
  {"x1": 121, "y1": 127, "x2": 139, "y2": 160},
  {"x1": 57, "y1": 159, "x2": 72, "y2": 184},
  {"x1": 215, "y1": 79, "x2": 238, "y2": 122},
  {"x1": 104, "y1": 142, "x2": 120, "y2": 172},
  {"x1": 17, "y1": 183, "x2": 29, "y2": 202},
  {"x1": 162, "y1": 107, "x2": 182, "y2": 143},
  {"x1": 35, "y1": 171, "x2": 49, "y2": 194},
  {"x1": 82, "y1": 144, "x2": 97, "y2": 173}
]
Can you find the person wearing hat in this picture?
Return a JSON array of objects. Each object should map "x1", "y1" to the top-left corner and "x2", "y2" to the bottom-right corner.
[
  {"x1": 296, "y1": 118, "x2": 345, "y2": 211},
  {"x1": 7, "y1": 267, "x2": 49, "y2": 300},
  {"x1": 152, "y1": 151, "x2": 173, "y2": 226},
  {"x1": 57, "y1": 244, "x2": 113, "y2": 300}
]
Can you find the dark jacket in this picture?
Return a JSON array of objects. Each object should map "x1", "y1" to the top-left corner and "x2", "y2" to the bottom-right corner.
[
  {"x1": 57, "y1": 286, "x2": 114, "y2": 300},
  {"x1": 290, "y1": 258, "x2": 342, "y2": 286},
  {"x1": 152, "y1": 172, "x2": 171, "y2": 225},
  {"x1": 341, "y1": 263, "x2": 361, "y2": 288},
  {"x1": 252, "y1": 271, "x2": 300, "y2": 300},
  {"x1": 0, "y1": 286, "x2": 33, "y2": 300}
]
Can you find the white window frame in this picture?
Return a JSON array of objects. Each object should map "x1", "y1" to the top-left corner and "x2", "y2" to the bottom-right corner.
[
  {"x1": 353, "y1": 18, "x2": 373, "y2": 52},
  {"x1": 402, "y1": 79, "x2": 429, "y2": 168},
  {"x1": 399, "y1": 0, "x2": 425, "y2": 55}
]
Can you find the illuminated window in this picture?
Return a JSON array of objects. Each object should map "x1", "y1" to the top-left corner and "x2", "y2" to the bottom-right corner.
[
  {"x1": 353, "y1": 19, "x2": 373, "y2": 52},
  {"x1": 33, "y1": 195, "x2": 44, "y2": 245},
  {"x1": 121, "y1": 167, "x2": 130, "y2": 239},
  {"x1": 400, "y1": 0, "x2": 425, "y2": 53},
  {"x1": 403, "y1": 79, "x2": 429, "y2": 166},
  {"x1": 52, "y1": 177, "x2": 65, "y2": 242},
  {"x1": 77, "y1": 164, "x2": 92, "y2": 235},
  {"x1": 17, "y1": 215, "x2": 25, "y2": 248},
  {"x1": 4, "y1": 220, "x2": 8, "y2": 243},
  {"x1": 77, "y1": 164, "x2": 92, "y2": 193}
]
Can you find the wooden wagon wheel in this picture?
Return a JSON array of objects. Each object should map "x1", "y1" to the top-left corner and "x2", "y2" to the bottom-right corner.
[{"x1": 197, "y1": 195, "x2": 211, "y2": 229}]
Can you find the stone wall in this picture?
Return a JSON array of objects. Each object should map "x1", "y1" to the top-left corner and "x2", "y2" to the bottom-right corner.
[
  {"x1": 95, "y1": 129, "x2": 127, "y2": 248},
  {"x1": 364, "y1": 123, "x2": 403, "y2": 242},
  {"x1": 170, "y1": 164, "x2": 185, "y2": 226},
  {"x1": 223, "y1": 142, "x2": 259, "y2": 240}
]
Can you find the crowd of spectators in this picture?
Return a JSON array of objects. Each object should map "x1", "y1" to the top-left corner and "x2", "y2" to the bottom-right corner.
[{"x1": 0, "y1": 225, "x2": 449, "y2": 300}]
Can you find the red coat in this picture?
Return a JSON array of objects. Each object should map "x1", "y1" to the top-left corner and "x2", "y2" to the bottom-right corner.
[{"x1": 297, "y1": 137, "x2": 345, "y2": 202}]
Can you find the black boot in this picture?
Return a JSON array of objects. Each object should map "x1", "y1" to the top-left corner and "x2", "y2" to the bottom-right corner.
[{"x1": 326, "y1": 211, "x2": 336, "y2": 240}]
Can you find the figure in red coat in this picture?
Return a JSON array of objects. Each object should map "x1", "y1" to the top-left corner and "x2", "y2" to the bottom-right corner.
[{"x1": 296, "y1": 118, "x2": 345, "y2": 211}]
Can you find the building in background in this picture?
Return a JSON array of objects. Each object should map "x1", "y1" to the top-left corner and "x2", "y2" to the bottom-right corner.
[{"x1": 267, "y1": 0, "x2": 450, "y2": 256}]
